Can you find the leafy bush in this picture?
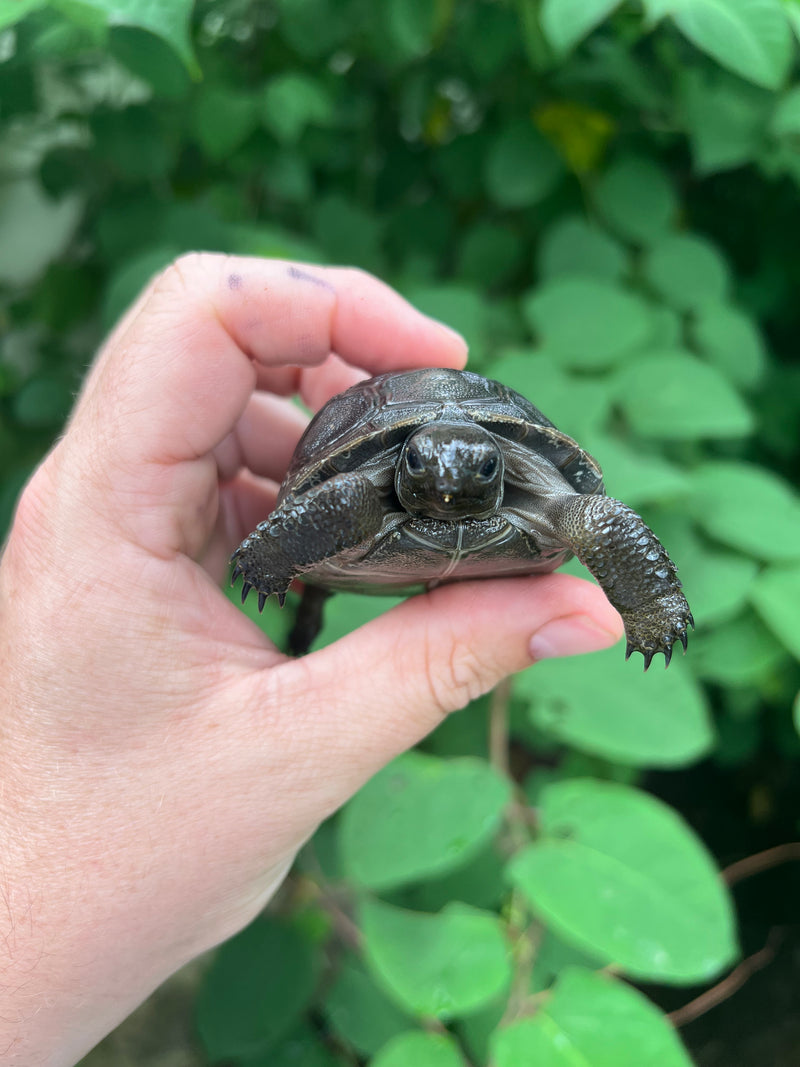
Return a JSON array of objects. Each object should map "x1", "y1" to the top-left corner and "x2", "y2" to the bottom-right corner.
[{"x1": 2, "y1": 1, "x2": 799, "y2": 1064}]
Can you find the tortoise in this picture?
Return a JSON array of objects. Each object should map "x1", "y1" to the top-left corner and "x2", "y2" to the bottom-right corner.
[{"x1": 231, "y1": 367, "x2": 692, "y2": 667}]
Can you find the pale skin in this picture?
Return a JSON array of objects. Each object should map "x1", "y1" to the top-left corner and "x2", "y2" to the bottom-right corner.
[{"x1": 0, "y1": 255, "x2": 623, "y2": 1066}]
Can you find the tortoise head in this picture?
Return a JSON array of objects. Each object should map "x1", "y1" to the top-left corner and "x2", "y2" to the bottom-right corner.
[{"x1": 395, "y1": 421, "x2": 504, "y2": 521}]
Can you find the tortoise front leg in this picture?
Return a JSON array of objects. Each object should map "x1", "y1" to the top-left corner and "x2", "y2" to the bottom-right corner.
[
  {"x1": 230, "y1": 473, "x2": 383, "y2": 610},
  {"x1": 545, "y1": 495, "x2": 693, "y2": 668}
]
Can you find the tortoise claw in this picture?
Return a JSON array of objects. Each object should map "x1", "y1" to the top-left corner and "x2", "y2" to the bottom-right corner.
[
  {"x1": 240, "y1": 581, "x2": 252, "y2": 605},
  {"x1": 277, "y1": 592, "x2": 286, "y2": 608},
  {"x1": 257, "y1": 591, "x2": 267, "y2": 613}
]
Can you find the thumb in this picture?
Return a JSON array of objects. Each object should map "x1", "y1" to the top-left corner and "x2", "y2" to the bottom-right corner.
[{"x1": 270, "y1": 573, "x2": 622, "y2": 803}]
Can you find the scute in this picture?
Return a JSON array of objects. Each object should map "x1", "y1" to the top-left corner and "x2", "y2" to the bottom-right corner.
[{"x1": 284, "y1": 367, "x2": 602, "y2": 499}]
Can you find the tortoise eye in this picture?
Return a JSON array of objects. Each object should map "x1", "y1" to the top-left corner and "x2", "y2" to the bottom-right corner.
[
  {"x1": 479, "y1": 457, "x2": 498, "y2": 478},
  {"x1": 406, "y1": 447, "x2": 423, "y2": 472}
]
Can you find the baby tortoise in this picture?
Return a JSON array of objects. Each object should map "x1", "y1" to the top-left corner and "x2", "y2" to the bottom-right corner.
[{"x1": 231, "y1": 368, "x2": 693, "y2": 667}]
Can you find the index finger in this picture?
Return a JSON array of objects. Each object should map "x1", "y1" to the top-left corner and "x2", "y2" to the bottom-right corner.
[{"x1": 74, "y1": 254, "x2": 468, "y2": 469}]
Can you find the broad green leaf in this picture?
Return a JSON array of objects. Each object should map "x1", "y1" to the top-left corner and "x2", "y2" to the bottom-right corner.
[
  {"x1": 750, "y1": 563, "x2": 800, "y2": 659},
  {"x1": 523, "y1": 278, "x2": 652, "y2": 368},
  {"x1": 490, "y1": 350, "x2": 612, "y2": 441},
  {"x1": 405, "y1": 840, "x2": 507, "y2": 913},
  {"x1": 770, "y1": 84, "x2": 800, "y2": 135},
  {"x1": 312, "y1": 194, "x2": 384, "y2": 273},
  {"x1": 537, "y1": 214, "x2": 628, "y2": 282},
  {"x1": 12, "y1": 375, "x2": 72, "y2": 428},
  {"x1": 690, "y1": 610, "x2": 787, "y2": 686},
  {"x1": 197, "y1": 917, "x2": 318, "y2": 1060},
  {"x1": 322, "y1": 957, "x2": 413, "y2": 1056},
  {"x1": 457, "y1": 222, "x2": 524, "y2": 287},
  {"x1": 484, "y1": 119, "x2": 563, "y2": 208},
  {"x1": 360, "y1": 900, "x2": 511, "y2": 1018},
  {"x1": 372, "y1": 1031, "x2": 466, "y2": 1067},
  {"x1": 680, "y1": 68, "x2": 771, "y2": 174},
  {"x1": 66, "y1": 0, "x2": 198, "y2": 73},
  {"x1": 690, "y1": 302, "x2": 768, "y2": 388},
  {"x1": 583, "y1": 434, "x2": 688, "y2": 506},
  {"x1": 193, "y1": 85, "x2": 259, "y2": 160},
  {"x1": 243, "y1": 1022, "x2": 340, "y2": 1067},
  {"x1": 339, "y1": 752, "x2": 511, "y2": 891},
  {"x1": 540, "y1": 0, "x2": 623, "y2": 54},
  {"x1": 644, "y1": 234, "x2": 731, "y2": 310},
  {"x1": 386, "y1": 0, "x2": 442, "y2": 58},
  {"x1": 516, "y1": 646, "x2": 712, "y2": 766},
  {"x1": 594, "y1": 156, "x2": 677, "y2": 244},
  {"x1": 404, "y1": 284, "x2": 490, "y2": 365},
  {"x1": 794, "y1": 690, "x2": 800, "y2": 737},
  {"x1": 613, "y1": 350, "x2": 753, "y2": 438},
  {"x1": 262, "y1": 72, "x2": 335, "y2": 144},
  {"x1": 669, "y1": 0, "x2": 792, "y2": 90},
  {"x1": 0, "y1": 178, "x2": 83, "y2": 287},
  {"x1": 508, "y1": 779, "x2": 738, "y2": 982},
  {"x1": 687, "y1": 461, "x2": 800, "y2": 561},
  {"x1": 491, "y1": 966, "x2": 692, "y2": 1066},
  {"x1": 0, "y1": 0, "x2": 43, "y2": 29}
]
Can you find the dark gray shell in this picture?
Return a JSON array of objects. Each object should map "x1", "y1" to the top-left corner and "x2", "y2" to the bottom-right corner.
[{"x1": 282, "y1": 367, "x2": 602, "y2": 501}]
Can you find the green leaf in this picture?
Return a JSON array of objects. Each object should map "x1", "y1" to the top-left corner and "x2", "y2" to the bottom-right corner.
[
  {"x1": 507, "y1": 779, "x2": 739, "y2": 982},
  {"x1": 322, "y1": 957, "x2": 413, "y2": 1056},
  {"x1": 262, "y1": 72, "x2": 335, "y2": 144},
  {"x1": 386, "y1": 0, "x2": 441, "y2": 58},
  {"x1": 0, "y1": 0, "x2": 43, "y2": 29},
  {"x1": 193, "y1": 85, "x2": 259, "y2": 160},
  {"x1": 770, "y1": 84, "x2": 800, "y2": 136},
  {"x1": 540, "y1": 0, "x2": 623, "y2": 54},
  {"x1": 668, "y1": 0, "x2": 792, "y2": 90},
  {"x1": 0, "y1": 178, "x2": 83, "y2": 287},
  {"x1": 491, "y1": 966, "x2": 693, "y2": 1066},
  {"x1": 339, "y1": 752, "x2": 511, "y2": 891},
  {"x1": 690, "y1": 302, "x2": 768, "y2": 388},
  {"x1": 582, "y1": 434, "x2": 688, "y2": 507},
  {"x1": 196, "y1": 917, "x2": 318, "y2": 1060},
  {"x1": 66, "y1": 0, "x2": 198, "y2": 73},
  {"x1": 404, "y1": 284, "x2": 490, "y2": 365},
  {"x1": 680, "y1": 68, "x2": 771, "y2": 174},
  {"x1": 793, "y1": 690, "x2": 800, "y2": 737},
  {"x1": 538, "y1": 214, "x2": 628, "y2": 282},
  {"x1": 12, "y1": 375, "x2": 72, "y2": 428},
  {"x1": 613, "y1": 350, "x2": 754, "y2": 438},
  {"x1": 644, "y1": 233, "x2": 731, "y2": 310},
  {"x1": 691, "y1": 610, "x2": 787, "y2": 686},
  {"x1": 594, "y1": 156, "x2": 677, "y2": 244},
  {"x1": 244, "y1": 1022, "x2": 340, "y2": 1067},
  {"x1": 523, "y1": 278, "x2": 653, "y2": 368},
  {"x1": 687, "y1": 461, "x2": 800, "y2": 561},
  {"x1": 457, "y1": 222, "x2": 525, "y2": 288},
  {"x1": 490, "y1": 351, "x2": 612, "y2": 442},
  {"x1": 515, "y1": 645, "x2": 713, "y2": 767},
  {"x1": 484, "y1": 119, "x2": 563, "y2": 208},
  {"x1": 372, "y1": 1031, "x2": 467, "y2": 1067},
  {"x1": 750, "y1": 563, "x2": 800, "y2": 659},
  {"x1": 360, "y1": 900, "x2": 511, "y2": 1018}
]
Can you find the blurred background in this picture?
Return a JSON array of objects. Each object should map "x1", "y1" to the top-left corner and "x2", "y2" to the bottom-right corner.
[{"x1": 1, "y1": 1, "x2": 799, "y2": 1064}]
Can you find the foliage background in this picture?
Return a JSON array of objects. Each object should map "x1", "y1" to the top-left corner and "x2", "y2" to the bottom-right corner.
[{"x1": 2, "y1": 0, "x2": 800, "y2": 1064}]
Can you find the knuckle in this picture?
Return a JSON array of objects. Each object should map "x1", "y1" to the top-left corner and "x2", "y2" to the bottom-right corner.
[{"x1": 423, "y1": 632, "x2": 493, "y2": 717}]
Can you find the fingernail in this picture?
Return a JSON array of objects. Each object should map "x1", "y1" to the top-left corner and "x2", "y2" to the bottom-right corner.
[{"x1": 529, "y1": 615, "x2": 620, "y2": 662}]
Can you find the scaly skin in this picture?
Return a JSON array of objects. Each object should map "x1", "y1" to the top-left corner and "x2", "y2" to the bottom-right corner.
[
  {"x1": 545, "y1": 494, "x2": 693, "y2": 668},
  {"x1": 230, "y1": 473, "x2": 383, "y2": 610}
]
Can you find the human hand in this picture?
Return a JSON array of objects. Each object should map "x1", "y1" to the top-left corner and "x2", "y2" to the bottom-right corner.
[{"x1": 0, "y1": 255, "x2": 623, "y2": 1065}]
